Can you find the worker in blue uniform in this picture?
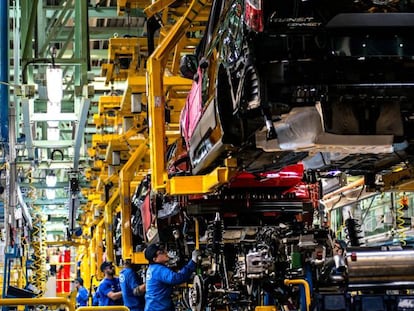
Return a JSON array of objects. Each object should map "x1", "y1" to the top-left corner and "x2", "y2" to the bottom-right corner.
[
  {"x1": 73, "y1": 277, "x2": 88, "y2": 307},
  {"x1": 97, "y1": 261, "x2": 123, "y2": 306},
  {"x1": 144, "y1": 244, "x2": 199, "y2": 311},
  {"x1": 120, "y1": 259, "x2": 146, "y2": 311}
]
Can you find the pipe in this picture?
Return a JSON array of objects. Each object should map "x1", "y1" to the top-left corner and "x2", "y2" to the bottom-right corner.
[
  {"x1": 284, "y1": 279, "x2": 311, "y2": 311},
  {"x1": 195, "y1": 218, "x2": 199, "y2": 250},
  {"x1": 73, "y1": 98, "x2": 90, "y2": 171},
  {"x1": 322, "y1": 178, "x2": 365, "y2": 201},
  {"x1": 16, "y1": 184, "x2": 32, "y2": 229},
  {"x1": 0, "y1": 0, "x2": 9, "y2": 143}
]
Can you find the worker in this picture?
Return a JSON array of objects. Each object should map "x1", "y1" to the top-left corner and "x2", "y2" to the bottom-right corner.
[
  {"x1": 144, "y1": 244, "x2": 200, "y2": 311},
  {"x1": 73, "y1": 277, "x2": 88, "y2": 307},
  {"x1": 97, "y1": 261, "x2": 123, "y2": 306},
  {"x1": 120, "y1": 259, "x2": 146, "y2": 311}
]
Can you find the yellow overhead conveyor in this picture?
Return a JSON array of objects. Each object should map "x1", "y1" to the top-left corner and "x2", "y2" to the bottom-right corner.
[
  {"x1": 147, "y1": 0, "x2": 237, "y2": 195},
  {"x1": 102, "y1": 37, "x2": 148, "y2": 85},
  {"x1": 117, "y1": 0, "x2": 153, "y2": 15},
  {"x1": 81, "y1": 0, "x2": 216, "y2": 271}
]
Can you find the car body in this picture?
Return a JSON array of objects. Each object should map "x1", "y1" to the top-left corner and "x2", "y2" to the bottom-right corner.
[
  {"x1": 180, "y1": 0, "x2": 414, "y2": 176},
  {"x1": 185, "y1": 163, "x2": 319, "y2": 229}
]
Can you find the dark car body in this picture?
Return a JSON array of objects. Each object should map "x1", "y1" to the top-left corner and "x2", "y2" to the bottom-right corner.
[{"x1": 180, "y1": 0, "x2": 414, "y2": 176}]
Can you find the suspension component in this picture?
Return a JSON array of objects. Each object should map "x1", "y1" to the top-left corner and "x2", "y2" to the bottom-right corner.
[
  {"x1": 207, "y1": 212, "x2": 224, "y2": 255},
  {"x1": 30, "y1": 210, "x2": 47, "y2": 295},
  {"x1": 345, "y1": 218, "x2": 363, "y2": 247}
]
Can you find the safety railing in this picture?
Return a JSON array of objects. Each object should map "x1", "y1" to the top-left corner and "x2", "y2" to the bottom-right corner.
[
  {"x1": 77, "y1": 306, "x2": 130, "y2": 311},
  {"x1": 284, "y1": 279, "x2": 311, "y2": 311},
  {"x1": 0, "y1": 297, "x2": 73, "y2": 311}
]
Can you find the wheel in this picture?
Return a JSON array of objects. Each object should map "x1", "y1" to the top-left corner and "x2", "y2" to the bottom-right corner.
[{"x1": 188, "y1": 275, "x2": 205, "y2": 311}]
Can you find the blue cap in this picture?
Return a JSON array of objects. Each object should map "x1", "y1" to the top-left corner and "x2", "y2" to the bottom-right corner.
[
  {"x1": 100, "y1": 261, "x2": 113, "y2": 272},
  {"x1": 144, "y1": 244, "x2": 161, "y2": 263}
]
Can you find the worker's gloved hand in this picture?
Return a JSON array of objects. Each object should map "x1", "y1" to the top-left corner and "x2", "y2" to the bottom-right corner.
[{"x1": 191, "y1": 249, "x2": 200, "y2": 263}]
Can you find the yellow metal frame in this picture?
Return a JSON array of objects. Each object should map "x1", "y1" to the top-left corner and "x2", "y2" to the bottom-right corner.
[
  {"x1": 147, "y1": 0, "x2": 240, "y2": 195},
  {"x1": 95, "y1": 219, "x2": 105, "y2": 279},
  {"x1": 117, "y1": 0, "x2": 152, "y2": 15},
  {"x1": 104, "y1": 188, "x2": 119, "y2": 263},
  {"x1": 0, "y1": 298, "x2": 74, "y2": 311},
  {"x1": 254, "y1": 307, "x2": 277, "y2": 311},
  {"x1": 144, "y1": 0, "x2": 178, "y2": 18},
  {"x1": 284, "y1": 279, "x2": 311, "y2": 311},
  {"x1": 119, "y1": 140, "x2": 149, "y2": 261},
  {"x1": 82, "y1": 0, "x2": 217, "y2": 280},
  {"x1": 167, "y1": 158, "x2": 237, "y2": 194},
  {"x1": 102, "y1": 37, "x2": 148, "y2": 85},
  {"x1": 78, "y1": 307, "x2": 130, "y2": 311}
]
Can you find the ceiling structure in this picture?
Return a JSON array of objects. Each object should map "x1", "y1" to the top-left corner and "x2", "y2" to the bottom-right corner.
[
  {"x1": 2, "y1": 0, "x2": 210, "y2": 242},
  {"x1": 5, "y1": 0, "x2": 150, "y2": 240}
]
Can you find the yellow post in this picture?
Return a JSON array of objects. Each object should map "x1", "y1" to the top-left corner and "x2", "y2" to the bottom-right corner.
[
  {"x1": 88, "y1": 224, "x2": 97, "y2": 282},
  {"x1": 104, "y1": 189, "x2": 120, "y2": 263},
  {"x1": 195, "y1": 218, "x2": 199, "y2": 251},
  {"x1": 255, "y1": 307, "x2": 277, "y2": 311},
  {"x1": 284, "y1": 279, "x2": 311, "y2": 311},
  {"x1": 119, "y1": 141, "x2": 148, "y2": 261},
  {"x1": 147, "y1": 0, "x2": 212, "y2": 193},
  {"x1": 96, "y1": 219, "x2": 104, "y2": 278}
]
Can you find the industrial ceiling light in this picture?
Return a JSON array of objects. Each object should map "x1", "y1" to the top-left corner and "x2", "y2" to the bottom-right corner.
[
  {"x1": 46, "y1": 67, "x2": 63, "y2": 104},
  {"x1": 45, "y1": 189, "x2": 56, "y2": 200},
  {"x1": 46, "y1": 173, "x2": 57, "y2": 187}
]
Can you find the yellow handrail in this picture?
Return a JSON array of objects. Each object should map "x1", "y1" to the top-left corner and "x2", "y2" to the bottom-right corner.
[
  {"x1": 284, "y1": 279, "x2": 311, "y2": 311},
  {"x1": 77, "y1": 307, "x2": 130, "y2": 311},
  {"x1": 0, "y1": 297, "x2": 73, "y2": 311}
]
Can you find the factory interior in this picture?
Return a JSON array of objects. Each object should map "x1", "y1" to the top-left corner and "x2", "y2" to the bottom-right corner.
[{"x1": 1, "y1": 0, "x2": 414, "y2": 310}]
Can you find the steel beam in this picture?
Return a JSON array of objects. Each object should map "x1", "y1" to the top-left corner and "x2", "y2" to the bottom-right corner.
[
  {"x1": 73, "y1": 98, "x2": 91, "y2": 171},
  {"x1": 0, "y1": 1, "x2": 9, "y2": 143}
]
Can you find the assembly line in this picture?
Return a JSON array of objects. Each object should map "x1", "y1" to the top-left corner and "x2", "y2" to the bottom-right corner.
[{"x1": 1, "y1": 0, "x2": 414, "y2": 310}]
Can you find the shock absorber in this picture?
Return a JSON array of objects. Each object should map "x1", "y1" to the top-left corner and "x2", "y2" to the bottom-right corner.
[
  {"x1": 344, "y1": 217, "x2": 363, "y2": 247},
  {"x1": 206, "y1": 213, "x2": 230, "y2": 288},
  {"x1": 207, "y1": 212, "x2": 224, "y2": 255}
]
